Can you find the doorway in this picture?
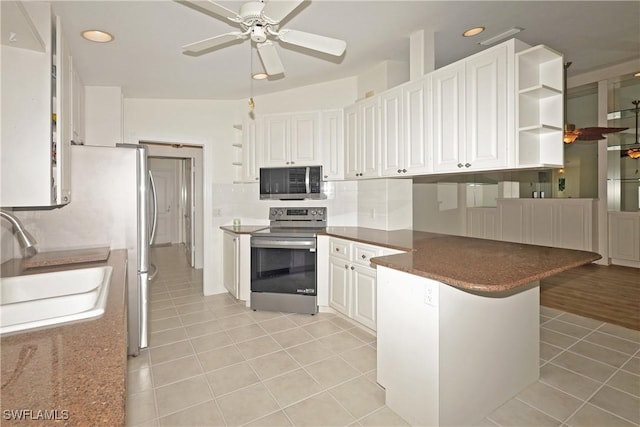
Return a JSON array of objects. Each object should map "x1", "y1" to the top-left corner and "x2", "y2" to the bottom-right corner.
[{"x1": 142, "y1": 142, "x2": 204, "y2": 270}]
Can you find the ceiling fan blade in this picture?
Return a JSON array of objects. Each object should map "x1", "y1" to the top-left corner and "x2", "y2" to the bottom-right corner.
[
  {"x1": 576, "y1": 127, "x2": 628, "y2": 141},
  {"x1": 261, "y1": 0, "x2": 304, "y2": 23},
  {"x1": 277, "y1": 29, "x2": 346, "y2": 56},
  {"x1": 182, "y1": 32, "x2": 246, "y2": 54},
  {"x1": 175, "y1": 0, "x2": 240, "y2": 21},
  {"x1": 257, "y1": 41, "x2": 285, "y2": 75}
]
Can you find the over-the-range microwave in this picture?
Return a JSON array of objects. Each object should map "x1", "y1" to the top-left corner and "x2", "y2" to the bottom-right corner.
[{"x1": 259, "y1": 166, "x2": 326, "y2": 200}]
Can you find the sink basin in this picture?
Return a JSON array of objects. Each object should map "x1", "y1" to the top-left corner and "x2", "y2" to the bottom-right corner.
[{"x1": 0, "y1": 266, "x2": 112, "y2": 335}]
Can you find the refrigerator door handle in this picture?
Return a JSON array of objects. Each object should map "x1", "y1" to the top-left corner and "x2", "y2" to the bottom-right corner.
[
  {"x1": 149, "y1": 171, "x2": 158, "y2": 245},
  {"x1": 139, "y1": 271, "x2": 149, "y2": 349}
]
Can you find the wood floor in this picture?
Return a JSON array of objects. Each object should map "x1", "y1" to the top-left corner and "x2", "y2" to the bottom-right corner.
[{"x1": 540, "y1": 263, "x2": 640, "y2": 331}]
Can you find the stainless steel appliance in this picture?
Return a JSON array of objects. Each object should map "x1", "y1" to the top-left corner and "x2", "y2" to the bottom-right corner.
[
  {"x1": 250, "y1": 207, "x2": 326, "y2": 314},
  {"x1": 259, "y1": 166, "x2": 325, "y2": 200},
  {"x1": 70, "y1": 144, "x2": 158, "y2": 356}
]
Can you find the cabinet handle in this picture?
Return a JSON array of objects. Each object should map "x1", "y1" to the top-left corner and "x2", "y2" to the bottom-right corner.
[
  {"x1": 402, "y1": 169, "x2": 407, "y2": 173},
  {"x1": 457, "y1": 163, "x2": 463, "y2": 168},
  {"x1": 397, "y1": 169, "x2": 402, "y2": 173},
  {"x1": 361, "y1": 254, "x2": 366, "y2": 259},
  {"x1": 350, "y1": 266, "x2": 355, "y2": 270},
  {"x1": 291, "y1": 161, "x2": 295, "y2": 164},
  {"x1": 344, "y1": 264, "x2": 349, "y2": 269},
  {"x1": 335, "y1": 248, "x2": 340, "y2": 252},
  {"x1": 324, "y1": 175, "x2": 328, "y2": 178},
  {"x1": 255, "y1": 177, "x2": 259, "y2": 180},
  {"x1": 286, "y1": 161, "x2": 290, "y2": 165},
  {"x1": 465, "y1": 163, "x2": 471, "y2": 168}
]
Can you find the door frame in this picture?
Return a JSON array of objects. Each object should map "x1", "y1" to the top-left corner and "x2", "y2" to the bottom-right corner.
[{"x1": 140, "y1": 141, "x2": 204, "y2": 269}]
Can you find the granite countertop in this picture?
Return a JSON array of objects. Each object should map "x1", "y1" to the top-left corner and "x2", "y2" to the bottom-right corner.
[
  {"x1": 0, "y1": 250, "x2": 128, "y2": 426},
  {"x1": 220, "y1": 225, "x2": 268, "y2": 234},
  {"x1": 321, "y1": 227, "x2": 601, "y2": 293}
]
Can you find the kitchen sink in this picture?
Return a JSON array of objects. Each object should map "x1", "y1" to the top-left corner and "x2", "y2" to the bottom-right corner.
[{"x1": 0, "y1": 266, "x2": 112, "y2": 335}]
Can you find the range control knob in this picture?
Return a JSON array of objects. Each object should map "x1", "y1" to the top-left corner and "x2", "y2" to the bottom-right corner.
[
  {"x1": 277, "y1": 210, "x2": 284, "y2": 216},
  {"x1": 311, "y1": 210, "x2": 317, "y2": 216}
]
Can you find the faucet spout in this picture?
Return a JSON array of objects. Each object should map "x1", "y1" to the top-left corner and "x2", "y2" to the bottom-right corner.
[{"x1": 0, "y1": 209, "x2": 38, "y2": 257}]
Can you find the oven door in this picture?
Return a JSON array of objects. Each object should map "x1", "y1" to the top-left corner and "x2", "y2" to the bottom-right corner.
[{"x1": 250, "y1": 236, "x2": 317, "y2": 295}]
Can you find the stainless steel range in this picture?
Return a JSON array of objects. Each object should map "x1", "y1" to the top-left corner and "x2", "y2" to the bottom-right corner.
[{"x1": 250, "y1": 207, "x2": 327, "y2": 315}]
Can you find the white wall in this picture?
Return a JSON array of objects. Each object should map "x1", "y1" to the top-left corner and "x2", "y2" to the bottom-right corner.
[{"x1": 84, "y1": 86, "x2": 123, "y2": 146}]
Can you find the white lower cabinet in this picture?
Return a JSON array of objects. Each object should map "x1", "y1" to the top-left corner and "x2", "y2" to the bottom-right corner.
[
  {"x1": 327, "y1": 237, "x2": 402, "y2": 331},
  {"x1": 222, "y1": 231, "x2": 252, "y2": 302},
  {"x1": 609, "y1": 211, "x2": 640, "y2": 264},
  {"x1": 498, "y1": 199, "x2": 596, "y2": 251}
]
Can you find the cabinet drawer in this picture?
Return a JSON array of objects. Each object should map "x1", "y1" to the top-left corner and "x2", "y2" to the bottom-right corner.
[
  {"x1": 353, "y1": 244, "x2": 381, "y2": 267},
  {"x1": 330, "y1": 238, "x2": 350, "y2": 260}
]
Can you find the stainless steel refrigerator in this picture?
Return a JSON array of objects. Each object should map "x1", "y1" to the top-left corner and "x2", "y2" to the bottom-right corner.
[{"x1": 71, "y1": 144, "x2": 157, "y2": 356}]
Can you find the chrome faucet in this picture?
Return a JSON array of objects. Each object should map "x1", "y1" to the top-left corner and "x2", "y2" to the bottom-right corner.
[{"x1": 0, "y1": 209, "x2": 38, "y2": 257}]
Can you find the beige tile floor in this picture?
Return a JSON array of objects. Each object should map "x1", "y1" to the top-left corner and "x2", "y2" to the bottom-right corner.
[{"x1": 127, "y1": 245, "x2": 640, "y2": 427}]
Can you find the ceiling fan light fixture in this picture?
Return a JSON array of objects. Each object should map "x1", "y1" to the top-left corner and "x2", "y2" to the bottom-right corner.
[
  {"x1": 81, "y1": 29, "x2": 114, "y2": 43},
  {"x1": 463, "y1": 26, "x2": 485, "y2": 37},
  {"x1": 252, "y1": 72, "x2": 268, "y2": 80},
  {"x1": 563, "y1": 124, "x2": 579, "y2": 144},
  {"x1": 626, "y1": 148, "x2": 640, "y2": 159}
]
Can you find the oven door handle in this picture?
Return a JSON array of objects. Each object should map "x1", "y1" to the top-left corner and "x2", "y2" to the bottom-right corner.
[{"x1": 251, "y1": 238, "x2": 316, "y2": 250}]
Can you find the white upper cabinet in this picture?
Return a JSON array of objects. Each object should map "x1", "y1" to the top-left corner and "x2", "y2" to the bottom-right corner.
[
  {"x1": 345, "y1": 97, "x2": 380, "y2": 179},
  {"x1": 262, "y1": 112, "x2": 320, "y2": 167},
  {"x1": 242, "y1": 118, "x2": 260, "y2": 182},
  {"x1": 379, "y1": 88, "x2": 403, "y2": 176},
  {"x1": 1, "y1": 3, "x2": 73, "y2": 207},
  {"x1": 432, "y1": 42, "x2": 513, "y2": 173},
  {"x1": 320, "y1": 110, "x2": 344, "y2": 180},
  {"x1": 402, "y1": 76, "x2": 431, "y2": 175}
]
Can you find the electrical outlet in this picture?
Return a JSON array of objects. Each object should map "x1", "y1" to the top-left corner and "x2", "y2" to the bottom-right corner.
[{"x1": 424, "y1": 283, "x2": 438, "y2": 307}]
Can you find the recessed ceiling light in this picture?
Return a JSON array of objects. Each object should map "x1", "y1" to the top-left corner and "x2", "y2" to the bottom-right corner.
[
  {"x1": 252, "y1": 72, "x2": 268, "y2": 80},
  {"x1": 635, "y1": 71, "x2": 640, "y2": 77},
  {"x1": 463, "y1": 27, "x2": 485, "y2": 37},
  {"x1": 81, "y1": 30, "x2": 114, "y2": 43}
]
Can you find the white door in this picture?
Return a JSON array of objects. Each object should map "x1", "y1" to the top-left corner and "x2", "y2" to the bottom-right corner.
[
  {"x1": 222, "y1": 232, "x2": 239, "y2": 297},
  {"x1": 403, "y1": 77, "x2": 431, "y2": 175},
  {"x1": 344, "y1": 105, "x2": 360, "y2": 179},
  {"x1": 262, "y1": 115, "x2": 289, "y2": 166},
  {"x1": 149, "y1": 159, "x2": 178, "y2": 245},
  {"x1": 360, "y1": 98, "x2": 380, "y2": 178},
  {"x1": 352, "y1": 265, "x2": 377, "y2": 331}
]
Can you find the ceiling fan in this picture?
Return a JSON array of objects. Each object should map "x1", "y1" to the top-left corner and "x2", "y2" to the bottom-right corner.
[
  {"x1": 563, "y1": 62, "x2": 627, "y2": 144},
  {"x1": 175, "y1": 0, "x2": 347, "y2": 76}
]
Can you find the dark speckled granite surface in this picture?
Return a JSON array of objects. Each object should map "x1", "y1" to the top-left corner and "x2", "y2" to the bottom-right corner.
[
  {"x1": 0, "y1": 250, "x2": 127, "y2": 426},
  {"x1": 321, "y1": 227, "x2": 601, "y2": 293}
]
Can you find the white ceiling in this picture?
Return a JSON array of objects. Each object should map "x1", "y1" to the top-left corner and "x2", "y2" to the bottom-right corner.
[{"x1": 51, "y1": 1, "x2": 640, "y2": 100}]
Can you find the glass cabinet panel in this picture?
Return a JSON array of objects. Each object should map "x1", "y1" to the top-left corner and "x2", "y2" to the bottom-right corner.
[{"x1": 607, "y1": 76, "x2": 640, "y2": 212}]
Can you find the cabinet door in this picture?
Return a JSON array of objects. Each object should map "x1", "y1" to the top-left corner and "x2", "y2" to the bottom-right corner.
[
  {"x1": 262, "y1": 115, "x2": 289, "y2": 166},
  {"x1": 290, "y1": 112, "x2": 320, "y2": 165},
  {"x1": 609, "y1": 213, "x2": 640, "y2": 261},
  {"x1": 344, "y1": 105, "x2": 360, "y2": 179},
  {"x1": 379, "y1": 88, "x2": 403, "y2": 177},
  {"x1": 465, "y1": 44, "x2": 509, "y2": 170},
  {"x1": 328, "y1": 256, "x2": 351, "y2": 316},
  {"x1": 359, "y1": 98, "x2": 380, "y2": 178},
  {"x1": 432, "y1": 62, "x2": 465, "y2": 173},
  {"x1": 70, "y1": 58, "x2": 85, "y2": 145},
  {"x1": 320, "y1": 110, "x2": 344, "y2": 180},
  {"x1": 222, "y1": 233, "x2": 239, "y2": 298},
  {"x1": 403, "y1": 77, "x2": 431, "y2": 175},
  {"x1": 55, "y1": 17, "x2": 71, "y2": 205},
  {"x1": 352, "y1": 265, "x2": 377, "y2": 330}
]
